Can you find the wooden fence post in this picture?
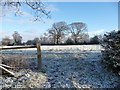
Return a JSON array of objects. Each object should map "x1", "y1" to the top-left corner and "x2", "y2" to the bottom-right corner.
[{"x1": 36, "y1": 41, "x2": 41, "y2": 71}]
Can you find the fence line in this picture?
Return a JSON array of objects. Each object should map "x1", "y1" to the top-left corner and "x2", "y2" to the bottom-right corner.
[
  {"x1": 0, "y1": 45, "x2": 36, "y2": 50},
  {"x1": 0, "y1": 42, "x2": 42, "y2": 71}
]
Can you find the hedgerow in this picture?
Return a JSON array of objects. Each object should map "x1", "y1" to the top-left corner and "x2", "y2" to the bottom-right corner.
[{"x1": 102, "y1": 30, "x2": 120, "y2": 75}]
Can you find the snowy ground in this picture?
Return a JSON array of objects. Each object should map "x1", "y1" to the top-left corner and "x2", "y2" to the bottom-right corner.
[{"x1": 0, "y1": 45, "x2": 120, "y2": 88}]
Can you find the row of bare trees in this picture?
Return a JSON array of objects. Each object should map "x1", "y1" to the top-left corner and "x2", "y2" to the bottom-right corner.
[
  {"x1": 1, "y1": 31, "x2": 22, "y2": 45},
  {"x1": 1, "y1": 21, "x2": 102, "y2": 46},
  {"x1": 0, "y1": 1, "x2": 101, "y2": 46},
  {"x1": 40, "y1": 21, "x2": 89, "y2": 45}
]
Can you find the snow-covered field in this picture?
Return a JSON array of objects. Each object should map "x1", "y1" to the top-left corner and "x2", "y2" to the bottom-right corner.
[
  {"x1": 0, "y1": 45, "x2": 120, "y2": 88},
  {"x1": 1, "y1": 45, "x2": 102, "y2": 50}
]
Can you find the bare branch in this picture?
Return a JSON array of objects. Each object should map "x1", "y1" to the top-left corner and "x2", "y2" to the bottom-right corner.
[
  {"x1": 0, "y1": 0, "x2": 51, "y2": 21},
  {"x1": 69, "y1": 22, "x2": 88, "y2": 44}
]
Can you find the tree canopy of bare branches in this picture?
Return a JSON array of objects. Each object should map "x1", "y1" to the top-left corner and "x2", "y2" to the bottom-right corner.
[
  {"x1": 0, "y1": 0, "x2": 51, "y2": 21},
  {"x1": 12, "y1": 31, "x2": 22, "y2": 45},
  {"x1": 69, "y1": 22, "x2": 88, "y2": 44},
  {"x1": 48, "y1": 21, "x2": 69, "y2": 44},
  {"x1": 1, "y1": 37, "x2": 11, "y2": 45}
]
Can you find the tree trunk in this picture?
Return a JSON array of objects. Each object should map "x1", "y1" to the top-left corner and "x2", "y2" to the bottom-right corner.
[
  {"x1": 57, "y1": 36, "x2": 59, "y2": 45},
  {"x1": 75, "y1": 37, "x2": 77, "y2": 44}
]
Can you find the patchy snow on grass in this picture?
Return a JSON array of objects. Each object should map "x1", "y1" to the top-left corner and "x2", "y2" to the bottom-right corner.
[
  {"x1": 1, "y1": 45, "x2": 120, "y2": 88},
  {"x1": 1, "y1": 45, "x2": 102, "y2": 51}
]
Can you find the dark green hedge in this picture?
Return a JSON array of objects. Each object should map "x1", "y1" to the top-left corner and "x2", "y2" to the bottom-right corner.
[{"x1": 102, "y1": 30, "x2": 120, "y2": 75}]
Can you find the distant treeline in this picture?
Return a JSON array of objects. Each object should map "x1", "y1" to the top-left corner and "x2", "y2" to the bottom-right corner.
[
  {"x1": 1, "y1": 21, "x2": 103, "y2": 46},
  {"x1": 1, "y1": 33, "x2": 102, "y2": 46}
]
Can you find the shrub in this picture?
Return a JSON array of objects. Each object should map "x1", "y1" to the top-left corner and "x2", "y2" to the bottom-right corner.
[
  {"x1": 2, "y1": 55, "x2": 28, "y2": 70},
  {"x1": 90, "y1": 35, "x2": 100, "y2": 44},
  {"x1": 1, "y1": 37, "x2": 11, "y2": 46},
  {"x1": 102, "y1": 30, "x2": 120, "y2": 75},
  {"x1": 65, "y1": 38, "x2": 74, "y2": 45}
]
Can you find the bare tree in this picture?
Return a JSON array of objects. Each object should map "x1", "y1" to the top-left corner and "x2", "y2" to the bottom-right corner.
[
  {"x1": 32, "y1": 37, "x2": 39, "y2": 45},
  {"x1": 80, "y1": 33, "x2": 89, "y2": 43},
  {"x1": 69, "y1": 22, "x2": 88, "y2": 44},
  {"x1": 12, "y1": 31, "x2": 22, "y2": 45},
  {"x1": 1, "y1": 37, "x2": 11, "y2": 46},
  {"x1": 0, "y1": 0, "x2": 51, "y2": 21},
  {"x1": 40, "y1": 33, "x2": 53, "y2": 44},
  {"x1": 26, "y1": 40, "x2": 33, "y2": 45},
  {"x1": 48, "y1": 29, "x2": 56, "y2": 44},
  {"x1": 48, "y1": 21, "x2": 69, "y2": 44}
]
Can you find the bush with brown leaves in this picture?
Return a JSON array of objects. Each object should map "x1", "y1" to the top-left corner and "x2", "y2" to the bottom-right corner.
[{"x1": 1, "y1": 55, "x2": 28, "y2": 69}]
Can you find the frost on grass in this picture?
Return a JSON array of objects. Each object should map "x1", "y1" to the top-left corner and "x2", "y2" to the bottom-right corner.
[
  {"x1": 1, "y1": 70, "x2": 49, "y2": 88},
  {"x1": 1, "y1": 45, "x2": 120, "y2": 88}
]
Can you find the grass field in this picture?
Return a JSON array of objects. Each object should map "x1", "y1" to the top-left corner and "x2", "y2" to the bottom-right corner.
[{"x1": 0, "y1": 45, "x2": 120, "y2": 88}]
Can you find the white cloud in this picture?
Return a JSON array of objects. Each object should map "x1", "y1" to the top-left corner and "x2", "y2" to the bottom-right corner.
[
  {"x1": 88, "y1": 29, "x2": 105, "y2": 37},
  {"x1": 0, "y1": 29, "x2": 41, "y2": 42},
  {"x1": 46, "y1": 4, "x2": 59, "y2": 12},
  {"x1": 20, "y1": 29, "x2": 42, "y2": 42},
  {"x1": 21, "y1": 11, "x2": 33, "y2": 18},
  {"x1": 2, "y1": 12, "x2": 55, "y2": 25},
  {"x1": 0, "y1": 30, "x2": 13, "y2": 40},
  {"x1": 1, "y1": 16, "x2": 56, "y2": 42}
]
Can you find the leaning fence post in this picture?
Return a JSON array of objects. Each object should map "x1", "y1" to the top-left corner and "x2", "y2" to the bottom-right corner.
[{"x1": 36, "y1": 40, "x2": 41, "y2": 71}]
